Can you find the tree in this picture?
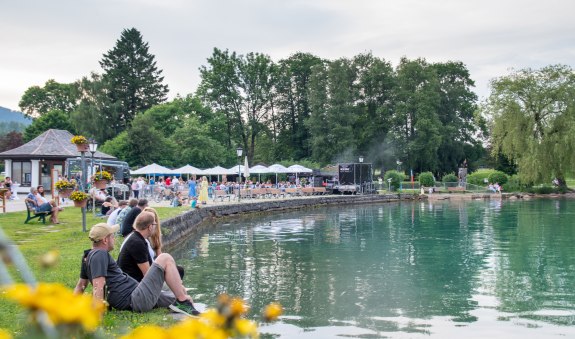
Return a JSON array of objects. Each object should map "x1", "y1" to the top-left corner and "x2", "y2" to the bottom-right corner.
[
  {"x1": 0, "y1": 131, "x2": 24, "y2": 152},
  {"x1": 19, "y1": 79, "x2": 79, "y2": 118},
  {"x1": 100, "y1": 28, "x2": 169, "y2": 131},
  {"x1": 198, "y1": 48, "x2": 276, "y2": 164},
  {"x1": 23, "y1": 110, "x2": 76, "y2": 141},
  {"x1": 484, "y1": 65, "x2": 575, "y2": 188}
]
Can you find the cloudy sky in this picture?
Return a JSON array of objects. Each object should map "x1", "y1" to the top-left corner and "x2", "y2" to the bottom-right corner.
[{"x1": 2, "y1": 0, "x2": 574, "y2": 111}]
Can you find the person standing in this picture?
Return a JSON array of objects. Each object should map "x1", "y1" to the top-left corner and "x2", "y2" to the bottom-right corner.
[
  {"x1": 199, "y1": 176, "x2": 208, "y2": 205},
  {"x1": 188, "y1": 178, "x2": 197, "y2": 200}
]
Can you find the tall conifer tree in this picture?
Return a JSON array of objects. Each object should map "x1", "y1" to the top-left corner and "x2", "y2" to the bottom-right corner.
[{"x1": 99, "y1": 28, "x2": 168, "y2": 131}]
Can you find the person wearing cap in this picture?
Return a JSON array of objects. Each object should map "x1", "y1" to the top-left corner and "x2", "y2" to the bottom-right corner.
[{"x1": 73, "y1": 222, "x2": 200, "y2": 316}]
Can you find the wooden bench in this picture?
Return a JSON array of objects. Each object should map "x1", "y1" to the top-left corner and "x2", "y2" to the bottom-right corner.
[
  {"x1": 25, "y1": 202, "x2": 52, "y2": 224},
  {"x1": 447, "y1": 187, "x2": 465, "y2": 192},
  {"x1": 250, "y1": 188, "x2": 267, "y2": 199},
  {"x1": 239, "y1": 189, "x2": 253, "y2": 199},
  {"x1": 285, "y1": 188, "x2": 300, "y2": 197},
  {"x1": 313, "y1": 187, "x2": 327, "y2": 195},
  {"x1": 266, "y1": 188, "x2": 284, "y2": 198},
  {"x1": 301, "y1": 187, "x2": 314, "y2": 196},
  {"x1": 213, "y1": 190, "x2": 231, "y2": 202},
  {"x1": 0, "y1": 188, "x2": 7, "y2": 213}
]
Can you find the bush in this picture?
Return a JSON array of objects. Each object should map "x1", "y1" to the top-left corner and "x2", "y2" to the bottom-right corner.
[
  {"x1": 488, "y1": 170, "x2": 508, "y2": 185},
  {"x1": 384, "y1": 170, "x2": 406, "y2": 191},
  {"x1": 467, "y1": 169, "x2": 498, "y2": 186},
  {"x1": 442, "y1": 173, "x2": 458, "y2": 183},
  {"x1": 526, "y1": 186, "x2": 557, "y2": 194},
  {"x1": 502, "y1": 174, "x2": 527, "y2": 193},
  {"x1": 418, "y1": 172, "x2": 435, "y2": 187}
]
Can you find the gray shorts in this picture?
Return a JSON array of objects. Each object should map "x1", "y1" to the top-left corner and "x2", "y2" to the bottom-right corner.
[{"x1": 130, "y1": 263, "x2": 175, "y2": 312}]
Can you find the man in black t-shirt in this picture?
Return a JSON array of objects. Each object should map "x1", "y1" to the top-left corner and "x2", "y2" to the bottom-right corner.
[
  {"x1": 120, "y1": 199, "x2": 148, "y2": 237},
  {"x1": 73, "y1": 222, "x2": 200, "y2": 316},
  {"x1": 117, "y1": 212, "x2": 155, "y2": 282}
]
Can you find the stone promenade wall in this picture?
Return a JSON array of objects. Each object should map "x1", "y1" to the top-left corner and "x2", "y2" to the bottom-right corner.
[{"x1": 162, "y1": 194, "x2": 418, "y2": 250}]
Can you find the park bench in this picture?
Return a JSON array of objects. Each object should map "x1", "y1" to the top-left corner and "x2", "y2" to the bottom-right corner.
[
  {"x1": 447, "y1": 187, "x2": 465, "y2": 192},
  {"x1": 213, "y1": 190, "x2": 231, "y2": 202},
  {"x1": 313, "y1": 187, "x2": 327, "y2": 195},
  {"x1": 24, "y1": 201, "x2": 52, "y2": 224},
  {"x1": 266, "y1": 188, "x2": 284, "y2": 198},
  {"x1": 250, "y1": 188, "x2": 267, "y2": 199},
  {"x1": 239, "y1": 189, "x2": 253, "y2": 199},
  {"x1": 285, "y1": 188, "x2": 300, "y2": 197},
  {"x1": 301, "y1": 187, "x2": 314, "y2": 196}
]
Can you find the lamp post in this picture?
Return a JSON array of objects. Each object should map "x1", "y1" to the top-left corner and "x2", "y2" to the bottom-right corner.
[
  {"x1": 79, "y1": 148, "x2": 87, "y2": 232},
  {"x1": 396, "y1": 159, "x2": 402, "y2": 172},
  {"x1": 236, "y1": 147, "x2": 243, "y2": 202},
  {"x1": 88, "y1": 140, "x2": 98, "y2": 216},
  {"x1": 358, "y1": 156, "x2": 364, "y2": 194}
]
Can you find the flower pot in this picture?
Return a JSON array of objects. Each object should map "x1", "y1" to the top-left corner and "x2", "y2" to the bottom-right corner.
[
  {"x1": 58, "y1": 188, "x2": 73, "y2": 198},
  {"x1": 73, "y1": 199, "x2": 87, "y2": 208},
  {"x1": 76, "y1": 144, "x2": 89, "y2": 152},
  {"x1": 94, "y1": 180, "x2": 108, "y2": 189}
]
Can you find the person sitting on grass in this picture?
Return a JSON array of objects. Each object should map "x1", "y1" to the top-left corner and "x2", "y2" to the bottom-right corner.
[
  {"x1": 25, "y1": 187, "x2": 60, "y2": 224},
  {"x1": 73, "y1": 222, "x2": 200, "y2": 316}
]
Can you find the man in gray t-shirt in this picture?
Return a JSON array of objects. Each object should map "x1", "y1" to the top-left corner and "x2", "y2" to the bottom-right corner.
[{"x1": 73, "y1": 222, "x2": 199, "y2": 316}]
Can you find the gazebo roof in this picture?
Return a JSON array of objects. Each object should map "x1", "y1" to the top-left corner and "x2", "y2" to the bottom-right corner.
[{"x1": 0, "y1": 129, "x2": 116, "y2": 160}]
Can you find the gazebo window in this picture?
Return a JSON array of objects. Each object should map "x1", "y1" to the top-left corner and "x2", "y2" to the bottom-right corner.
[{"x1": 12, "y1": 161, "x2": 31, "y2": 186}]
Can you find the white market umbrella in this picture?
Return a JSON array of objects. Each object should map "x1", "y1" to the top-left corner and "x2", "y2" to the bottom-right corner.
[
  {"x1": 174, "y1": 164, "x2": 204, "y2": 179},
  {"x1": 243, "y1": 156, "x2": 250, "y2": 180},
  {"x1": 267, "y1": 164, "x2": 289, "y2": 185},
  {"x1": 249, "y1": 165, "x2": 269, "y2": 183},
  {"x1": 287, "y1": 164, "x2": 313, "y2": 179},
  {"x1": 203, "y1": 165, "x2": 231, "y2": 182},
  {"x1": 131, "y1": 163, "x2": 173, "y2": 176}
]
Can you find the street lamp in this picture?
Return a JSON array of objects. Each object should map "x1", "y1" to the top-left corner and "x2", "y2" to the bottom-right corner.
[
  {"x1": 236, "y1": 147, "x2": 243, "y2": 202},
  {"x1": 358, "y1": 156, "x2": 364, "y2": 194},
  {"x1": 396, "y1": 159, "x2": 402, "y2": 172},
  {"x1": 89, "y1": 140, "x2": 98, "y2": 216}
]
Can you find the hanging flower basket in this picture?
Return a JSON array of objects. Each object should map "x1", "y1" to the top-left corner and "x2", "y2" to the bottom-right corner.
[
  {"x1": 93, "y1": 180, "x2": 107, "y2": 189},
  {"x1": 70, "y1": 135, "x2": 89, "y2": 152},
  {"x1": 73, "y1": 199, "x2": 87, "y2": 208}
]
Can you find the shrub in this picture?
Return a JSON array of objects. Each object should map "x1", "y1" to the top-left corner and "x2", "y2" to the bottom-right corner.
[
  {"x1": 488, "y1": 170, "x2": 508, "y2": 185},
  {"x1": 502, "y1": 175, "x2": 527, "y2": 193},
  {"x1": 384, "y1": 170, "x2": 406, "y2": 191},
  {"x1": 467, "y1": 169, "x2": 497, "y2": 186},
  {"x1": 442, "y1": 173, "x2": 458, "y2": 183},
  {"x1": 418, "y1": 172, "x2": 435, "y2": 187}
]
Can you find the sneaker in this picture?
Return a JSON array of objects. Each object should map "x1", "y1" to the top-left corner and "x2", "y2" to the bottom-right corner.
[{"x1": 169, "y1": 299, "x2": 200, "y2": 316}]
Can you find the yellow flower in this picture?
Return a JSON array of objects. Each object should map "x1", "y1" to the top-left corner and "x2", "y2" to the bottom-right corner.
[
  {"x1": 229, "y1": 298, "x2": 248, "y2": 316},
  {"x1": 2, "y1": 283, "x2": 105, "y2": 332},
  {"x1": 0, "y1": 328, "x2": 12, "y2": 339},
  {"x1": 234, "y1": 319, "x2": 258, "y2": 338},
  {"x1": 120, "y1": 325, "x2": 168, "y2": 339},
  {"x1": 200, "y1": 309, "x2": 226, "y2": 327},
  {"x1": 263, "y1": 303, "x2": 282, "y2": 322}
]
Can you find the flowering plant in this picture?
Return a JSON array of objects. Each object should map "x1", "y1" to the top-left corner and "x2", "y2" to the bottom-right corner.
[
  {"x1": 92, "y1": 171, "x2": 113, "y2": 181},
  {"x1": 55, "y1": 179, "x2": 76, "y2": 191},
  {"x1": 70, "y1": 135, "x2": 88, "y2": 145},
  {"x1": 3, "y1": 282, "x2": 106, "y2": 334},
  {"x1": 69, "y1": 191, "x2": 89, "y2": 202}
]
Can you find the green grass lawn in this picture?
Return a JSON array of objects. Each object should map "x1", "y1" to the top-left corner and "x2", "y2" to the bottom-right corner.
[{"x1": 0, "y1": 205, "x2": 188, "y2": 337}]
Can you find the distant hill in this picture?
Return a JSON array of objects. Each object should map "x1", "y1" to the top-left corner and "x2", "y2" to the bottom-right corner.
[{"x1": 0, "y1": 106, "x2": 30, "y2": 125}]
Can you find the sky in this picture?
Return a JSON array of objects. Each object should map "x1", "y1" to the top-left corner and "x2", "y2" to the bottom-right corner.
[{"x1": 2, "y1": 0, "x2": 575, "y2": 112}]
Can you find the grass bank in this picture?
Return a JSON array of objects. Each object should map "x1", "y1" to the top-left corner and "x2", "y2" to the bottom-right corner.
[{"x1": 0, "y1": 205, "x2": 188, "y2": 337}]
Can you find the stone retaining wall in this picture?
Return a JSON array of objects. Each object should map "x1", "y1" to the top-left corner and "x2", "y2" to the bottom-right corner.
[{"x1": 162, "y1": 193, "x2": 419, "y2": 250}]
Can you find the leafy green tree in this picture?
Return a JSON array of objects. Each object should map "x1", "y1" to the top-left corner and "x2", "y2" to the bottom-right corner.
[
  {"x1": 198, "y1": 48, "x2": 276, "y2": 164},
  {"x1": 19, "y1": 79, "x2": 79, "y2": 118},
  {"x1": 23, "y1": 110, "x2": 76, "y2": 141},
  {"x1": 274, "y1": 53, "x2": 323, "y2": 160},
  {"x1": 484, "y1": 65, "x2": 575, "y2": 188},
  {"x1": 418, "y1": 171, "x2": 435, "y2": 187},
  {"x1": 100, "y1": 28, "x2": 169, "y2": 132},
  {"x1": 70, "y1": 73, "x2": 124, "y2": 143},
  {"x1": 391, "y1": 58, "x2": 442, "y2": 173},
  {"x1": 307, "y1": 58, "x2": 358, "y2": 164}
]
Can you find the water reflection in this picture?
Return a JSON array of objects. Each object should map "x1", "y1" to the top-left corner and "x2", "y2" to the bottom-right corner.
[{"x1": 171, "y1": 199, "x2": 575, "y2": 337}]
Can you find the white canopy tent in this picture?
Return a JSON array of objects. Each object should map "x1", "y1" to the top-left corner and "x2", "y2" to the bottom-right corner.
[
  {"x1": 131, "y1": 163, "x2": 173, "y2": 176},
  {"x1": 173, "y1": 165, "x2": 204, "y2": 175},
  {"x1": 249, "y1": 165, "x2": 269, "y2": 183},
  {"x1": 203, "y1": 165, "x2": 232, "y2": 182}
]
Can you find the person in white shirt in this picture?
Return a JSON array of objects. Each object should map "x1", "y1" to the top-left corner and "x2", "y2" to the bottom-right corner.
[{"x1": 108, "y1": 200, "x2": 128, "y2": 225}]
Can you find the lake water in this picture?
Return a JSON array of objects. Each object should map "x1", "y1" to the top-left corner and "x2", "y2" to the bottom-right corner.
[{"x1": 171, "y1": 199, "x2": 575, "y2": 338}]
